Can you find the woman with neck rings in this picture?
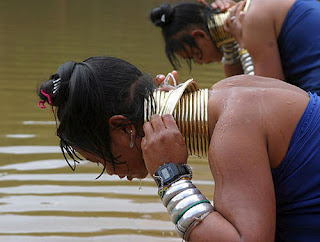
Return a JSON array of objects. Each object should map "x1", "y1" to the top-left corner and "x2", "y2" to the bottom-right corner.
[
  {"x1": 149, "y1": 0, "x2": 254, "y2": 78},
  {"x1": 151, "y1": 0, "x2": 320, "y2": 95},
  {"x1": 38, "y1": 56, "x2": 320, "y2": 241}
]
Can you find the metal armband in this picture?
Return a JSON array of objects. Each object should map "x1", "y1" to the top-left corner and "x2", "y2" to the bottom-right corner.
[
  {"x1": 158, "y1": 172, "x2": 214, "y2": 240},
  {"x1": 239, "y1": 49, "x2": 254, "y2": 75},
  {"x1": 221, "y1": 41, "x2": 240, "y2": 65}
]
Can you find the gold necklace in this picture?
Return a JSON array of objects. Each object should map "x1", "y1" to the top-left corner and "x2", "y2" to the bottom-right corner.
[{"x1": 144, "y1": 79, "x2": 209, "y2": 158}]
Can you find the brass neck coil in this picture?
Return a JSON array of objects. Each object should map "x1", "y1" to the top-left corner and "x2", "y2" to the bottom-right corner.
[
  {"x1": 145, "y1": 80, "x2": 209, "y2": 158},
  {"x1": 207, "y1": 0, "x2": 251, "y2": 48}
]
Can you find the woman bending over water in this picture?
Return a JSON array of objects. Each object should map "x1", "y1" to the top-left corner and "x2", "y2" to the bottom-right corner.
[{"x1": 38, "y1": 56, "x2": 320, "y2": 241}]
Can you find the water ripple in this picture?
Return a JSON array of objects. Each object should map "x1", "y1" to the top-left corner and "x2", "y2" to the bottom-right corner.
[
  {"x1": 0, "y1": 146, "x2": 61, "y2": 154},
  {"x1": 0, "y1": 196, "x2": 164, "y2": 213}
]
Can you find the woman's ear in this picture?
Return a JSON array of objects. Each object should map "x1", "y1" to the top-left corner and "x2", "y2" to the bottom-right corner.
[
  {"x1": 109, "y1": 115, "x2": 137, "y2": 148},
  {"x1": 108, "y1": 115, "x2": 127, "y2": 130},
  {"x1": 108, "y1": 115, "x2": 136, "y2": 134},
  {"x1": 191, "y1": 29, "x2": 210, "y2": 40}
]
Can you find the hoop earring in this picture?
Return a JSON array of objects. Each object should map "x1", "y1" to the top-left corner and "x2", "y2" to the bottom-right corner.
[{"x1": 129, "y1": 130, "x2": 134, "y2": 148}]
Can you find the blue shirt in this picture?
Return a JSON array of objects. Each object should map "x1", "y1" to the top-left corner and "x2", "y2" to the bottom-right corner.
[
  {"x1": 278, "y1": 0, "x2": 320, "y2": 94},
  {"x1": 272, "y1": 92, "x2": 320, "y2": 241}
]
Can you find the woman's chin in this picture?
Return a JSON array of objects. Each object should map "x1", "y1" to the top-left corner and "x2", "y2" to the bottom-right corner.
[{"x1": 126, "y1": 173, "x2": 148, "y2": 181}]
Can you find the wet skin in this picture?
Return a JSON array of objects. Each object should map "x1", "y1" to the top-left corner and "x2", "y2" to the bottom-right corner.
[{"x1": 141, "y1": 74, "x2": 309, "y2": 241}]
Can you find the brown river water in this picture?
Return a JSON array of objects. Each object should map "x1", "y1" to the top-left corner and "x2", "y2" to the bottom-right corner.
[{"x1": 0, "y1": 0, "x2": 225, "y2": 241}]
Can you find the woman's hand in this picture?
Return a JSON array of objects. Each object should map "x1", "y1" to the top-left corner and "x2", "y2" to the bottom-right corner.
[
  {"x1": 198, "y1": 0, "x2": 236, "y2": 12},
  {"x1": 142, "y1": 114, "x2": 188, "y2": 175},
  {"x1": 224, "y1": 1, "x2": 246, "y2": 48},
  {"x1": 153, "y1": 70, "x2": 178, "y2": 92}
]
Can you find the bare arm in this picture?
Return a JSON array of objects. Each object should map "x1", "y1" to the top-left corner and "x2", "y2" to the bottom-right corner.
[
  {"x1": 223, "y1": 62, "x2": 244, "y2": 77},
  {"x1": 188, "y1": 100, "x2": 276, "y2": 241},
  {"x1": 242, "y1": 2, "x2": 284, "y2": 80},
  {"x1": 142, "y1": 109, "x2": 276, "y2": 241}
]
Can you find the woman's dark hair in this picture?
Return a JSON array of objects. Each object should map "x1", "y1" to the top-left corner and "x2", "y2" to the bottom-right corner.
[
  {"x1": 150, "y1": 2, "x2": 215, "y2": 69},
  {"x1": 38, "y1": 56, "x2": 155, "y2": 177}
]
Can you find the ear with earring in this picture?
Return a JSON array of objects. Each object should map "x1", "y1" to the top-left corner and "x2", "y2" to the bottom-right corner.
[{"x1": 129, "y1": 130, "x2": 134, "y2": 148}]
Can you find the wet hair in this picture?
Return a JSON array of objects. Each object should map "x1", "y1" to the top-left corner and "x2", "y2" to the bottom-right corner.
[
  {"x1": 38, "y1": 56, "x2": 155, "y2": 177},
  {"x1": 150, "y1": 2, "x2": 215, "y2": 69}
]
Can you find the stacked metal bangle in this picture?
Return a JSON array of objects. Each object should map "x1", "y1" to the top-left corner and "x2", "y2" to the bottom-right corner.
[
  {"x1": 160, "y1": 179, "x2": 214, "y2": 240},
  {"x1": 221, "y1": 41, "x2": 240, "y2": 65},
  {"x1": 239, "y1": 49, "x2": 255, "y2": 75},
  {"x1": 221, "y1": 44, "x2": 255, "y2": 75}
]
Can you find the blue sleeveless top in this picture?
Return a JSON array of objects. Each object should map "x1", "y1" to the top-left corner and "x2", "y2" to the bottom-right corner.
[
  {"x1": 272, "y1": 92, "x2": 320, "y2": 241},
  {"x1": 278, "y1": 0, "x2": 320, "y2": 94}
]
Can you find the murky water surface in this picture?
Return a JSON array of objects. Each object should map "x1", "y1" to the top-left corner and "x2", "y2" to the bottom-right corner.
[{"x1": 0, "y1": 0, "x2": 224, "y2": 241}]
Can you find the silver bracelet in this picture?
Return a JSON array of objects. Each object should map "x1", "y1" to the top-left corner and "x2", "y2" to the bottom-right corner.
[
  {"x1": 162, "y1": 179, "x2": 195, "y2": 207},
  {"x1": 178, "y1": 206, "x2": 214, "y2": 240},
  {"x1": 239, "y1": 50, "x2": 255, "y2": 75},
  {"x1": 157, "y1": 170, "x2": 214, "y2": 240},
  {"x1": 167, "y1": 188, "x2": 201, "y2": 213},
  {"x1": 221, "y1": 41, "x2": 240, "y2": 65},
  {"x1": 176, "y1": 202, "x2": 214, "y2": 233},
  {"x1": 170, "y1": 193, "x2": 208, "y2": 223}
]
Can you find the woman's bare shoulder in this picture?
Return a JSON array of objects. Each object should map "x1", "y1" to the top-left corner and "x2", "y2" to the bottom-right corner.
[
  {"x1": 208, "y1": 75, "x2": 309, "y2": 127},
  {"x1": 247, "y1": 0, "x2": 294, "y2": 17},
  {"x1": 211, "y1": 75, "x2": 285, "y2": 90},
  {"x1": 243, "y1": 0, "x2": 294, "y2": 34},
  {"x1": 210, "y1": 75, "x2": 307, "y2": 94}
]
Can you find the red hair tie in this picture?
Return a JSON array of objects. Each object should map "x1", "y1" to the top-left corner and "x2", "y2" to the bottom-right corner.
[{"x1": 38, "y1": 89, "x2": 52, "y2": 109}]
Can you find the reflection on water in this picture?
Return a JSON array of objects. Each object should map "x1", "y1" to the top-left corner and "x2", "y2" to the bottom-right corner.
[
  {"x1": 23, "y1": 121, "x2": 57, "y2": 125},
  {"x1": 0, "y1": 139, "x2": 214, "y2": 241},
  {"x1": 6, "y1": 134, "x2": 36, "y2": 139},
  {"x1": 0, "y1": 159, "x2": 70, "y2": 171},
  {"x1": 0, "y1": 195, "x2": 164, "y2": 213},
  {"x1": 0, "y1": 158, "x2": 213, "y2": 241},
  {"x1": 0, "y1": 235, "x2": 178, "y2": 242},
  {"x1": 0, "y1": 146, "x2": 61, "y2": 154},
  {"x1": 0, "y1": 0, "x2": 222, "y2": 241}
]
